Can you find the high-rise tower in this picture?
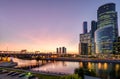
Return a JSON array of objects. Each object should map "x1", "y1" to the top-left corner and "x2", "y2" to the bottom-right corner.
[
  {"x1": 79, "y1": 21, "x2": 91, "y2": 55},
  {"x1": 83, "y1": 21, "x2": 88, "y2": 34},
  {"x1": 91, "y1": 21, "x2": 97, "y2": 38},
  {"x1": 95, "y1": 3, "x2": 118, "y2": 54},
  {"x1": 91, "y1": 20, "x2": 97, "y2": 54}
]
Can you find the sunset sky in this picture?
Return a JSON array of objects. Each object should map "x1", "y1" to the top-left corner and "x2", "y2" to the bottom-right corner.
[{"x1": 0, "y1": 0, "x2": 120, "y2": 53}]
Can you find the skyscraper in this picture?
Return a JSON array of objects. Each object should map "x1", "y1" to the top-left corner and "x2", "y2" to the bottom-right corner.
[
  {"x1": 83, "y1": 21, "x2": 88, "y2": 34},
  {"x1": 62, "y1": 47, "x2": 66, "y2": 54},
  {"x1": 95, "y1": 3, "x2": 118, "y2": 54},
  {"x1": 59, "y1": 47, "x2": 61, "y2": 54},
  {"x1": 79, "y1": 21, "x2": 91, "y2": 55},
  {"x1": 56, "y1": 48, "x2": 59, "y2": 54},
  {"x1": 79, "y1": 33, "x2": 91, "y2": 55},
  {"x1": 91, "y1": 21, "x2": 97, "y2": 54},
  {"x1": 113, "y1": 37, "x2": 120, "y2": 54},
  {"x1": 56, "y1": 47, "x2": 67, "y2": 54},
  {"x1": 91, "y1": 21, "x2": 97, "y2": 38}
]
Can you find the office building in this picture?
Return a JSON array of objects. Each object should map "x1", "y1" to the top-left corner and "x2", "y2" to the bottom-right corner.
[
  {"x1": 91, "y1": 21, "x2": 97, "y2": 38},
  {"x1": 95, "y1": 3, "x2": 118, "y2": 54},
  {"x1": 59, "y1": 47, "x2": 61, "y2": 54},
  {"x1": 91, "y1": 21, "x2": 97, "y2": 54},
  {"x1": 56, "y1": 48, "x2": 59, "y2": 54},
  {"x1": 79, "y1": 21, "x2": 92, "y2": 55},
  {"x1": 21, "y1": 49, "x2": 27, "y2": 53},
  {"x1": 83, "y1": 21, "x2": 88, "y2": 34},
  {"x1": 79, "y1": 33, "x2": 91, "y2": 55},
  {"x1": 56, "y1": 47, "x2": 67, "y2": 54},
  {"x1": 62, "y1": 47, "x2": 66, "y2": 54},
  {"x1": 113, "y1": 37, "x2": 120, "y2": 54}
]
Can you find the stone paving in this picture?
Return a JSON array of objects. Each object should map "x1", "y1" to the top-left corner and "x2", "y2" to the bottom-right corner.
[
  {"x1": 0, "y1": 73, "x2": 28, "y2": 79},
  {"x1": 0, "y1": 70, "x2": 37, "y2": 79}
]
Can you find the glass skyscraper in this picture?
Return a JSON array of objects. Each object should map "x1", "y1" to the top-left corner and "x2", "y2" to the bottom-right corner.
[
  {"x1": 91, "y1": 21, "x2": 97, "y2": 38},
  {"x1": 83, "y1": 21, "x2": 88, "y2": 34},
  {"x1": 79, "y1": 21, "x2": 91, "y2": 55},
  {"x1": 91, "y1": 21, "x2": 97, "y2": 54},
  {"x1": 95, "y1": 3, "x2": 118, "y2": 54}
]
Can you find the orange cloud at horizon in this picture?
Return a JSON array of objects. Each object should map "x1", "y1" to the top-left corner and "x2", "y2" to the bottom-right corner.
[
  {"x1": 0, "y1": 33, "x2": 78, "y2": 54},
  {"x1": 0, "y1": 42, "x2": 78, "y2": 54}
]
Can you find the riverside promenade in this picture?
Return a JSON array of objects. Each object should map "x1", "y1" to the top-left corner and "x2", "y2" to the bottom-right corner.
[{"x1": 0, "y1": 67, "x2": 70, "y2": 76}]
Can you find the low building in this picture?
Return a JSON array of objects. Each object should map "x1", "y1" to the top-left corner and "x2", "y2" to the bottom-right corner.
[{"x1": 21, "y1": 49, "x2": 27, "y2": 53}]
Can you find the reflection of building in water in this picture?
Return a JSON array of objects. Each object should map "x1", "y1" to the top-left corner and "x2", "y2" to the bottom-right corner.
[
  {"x1": 115, "y1": 64, "x2": 120, "y2": 71},
  {"x1": 96, "y1": 63, "x2": 120, "y2": 79},
  {"x1": 103, "y1": 63, "x2": 108, "y2": 70},
  {"x1": 88, "y1": 62, "x2": 92, "y2": 69},
  {"x1": 79, "y1": 62, "x2": 83, "y2": 68},
  {"x1": 97, "y1": 63, "x2": 109, "y2": 70},
  {"x1": 98, "y1": 63, "x2": 102, "y2": 69},
  {"x1": 78, "y1": 62, "x2": 120, "y2": 79},
  {"x1": 62, "y1": 61, "x2": 67, "y2": 66},
  {"x1": 79, "y1": 62, "x2": 96, "y2": 70}
]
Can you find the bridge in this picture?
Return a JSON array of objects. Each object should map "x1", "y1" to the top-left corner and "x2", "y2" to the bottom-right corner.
[
  {"x1": 0, "y1": 51, "x2": 75, "y2": 60},
  {"x1": 0, "y1": 51, "x2": 60, "y2": 59}
]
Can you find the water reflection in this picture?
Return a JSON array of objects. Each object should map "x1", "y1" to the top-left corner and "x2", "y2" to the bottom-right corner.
[
  {"x1": 32, "y1": 61, "x2": 79, "y2": 74},
  {"x1": 12, "y1": 58, "x2": 37, "y2": 67},
  {"x1": 11, "y1": 58, "x2": 120, "y2": 79},
  {"x1": 78, "y1": 62, "x2": 120, "y2": 79}
]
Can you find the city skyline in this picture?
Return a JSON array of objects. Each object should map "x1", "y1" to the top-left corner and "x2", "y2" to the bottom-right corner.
[{"x1": 0, "y1": 0, "x2": 120, "y2": 53}]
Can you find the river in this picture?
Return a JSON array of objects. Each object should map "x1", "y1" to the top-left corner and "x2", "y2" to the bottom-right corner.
[{"x1": 12, "y1": 57, "x2": 120, "y2": 79}]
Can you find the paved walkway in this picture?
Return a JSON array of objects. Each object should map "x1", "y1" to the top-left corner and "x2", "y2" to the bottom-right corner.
[
  {"x1": 0, "y1": 67, "x2": 69, "y2": 76},
  {"x1": 0, "y1": 73, "x2": 28, "y2": 79}
]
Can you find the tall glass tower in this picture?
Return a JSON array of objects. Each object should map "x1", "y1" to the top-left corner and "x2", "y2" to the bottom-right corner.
[
  {"x1": 95, "y1": 3, "x2": 118, "y2": 54},
  {"x1": 91, "y1": 21, "x2": 97, "y2": 54},
  {"x1": 83, "y1": 21, "x2": 88, "y2": 34}
]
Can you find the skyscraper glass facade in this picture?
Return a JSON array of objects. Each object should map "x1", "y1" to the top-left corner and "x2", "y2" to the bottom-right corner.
[
  {"x1": 91, "y1": 21, "x2": 97, "y2": 38},
  {"x1": 83, "y1": 21, "x2": 88, "y2": 34},
  {"x1": 95, "y1": 25, "x2": 114, "y2": 53},
  {"x1": 95, "y1": 3, "x2": 118, "y2": 54},
  {"x1": 91, "y1": 21, "x2": 97, "y2": 54}
]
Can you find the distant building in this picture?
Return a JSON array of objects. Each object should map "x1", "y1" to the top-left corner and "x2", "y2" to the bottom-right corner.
[
  {"x1": 56, "y1": 47, "x2": 67, "y2": 54},
  {"x1": 21, "y1": 49, "x2": 27, "y2": 53},
  {"x1": 35, "y1": 51, "x2": 40, "y2": 53},
  {"x1": 95, "y1": 3, "x2": 118, "y2": 54},
  {"x1": 91, "y1": 21, "x2": 97, "y2": 38},
  {"x1": 56, "y1": 48, "x2": 59, "y2": 54},
  {"x1": 59, "y1": 47, "x2": 61, "y2": 54},
  {"x1": 113, "y1": 37, "x2": 120, "y2": 54},
  {"x1": 83, "y1": 21, "x2": 88, "y2": 34},
  {"x1": 79, "y1": 33, "x2": 91, "y2": 55},
  {"x1": 62, "y1": 47, "x2": 66, "y2": 54}
]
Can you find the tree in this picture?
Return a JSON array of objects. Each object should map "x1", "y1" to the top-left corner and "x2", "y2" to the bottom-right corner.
[
  {"x1": 74, "y1": 68, "x2": 96, "y2": 79},
  {"x1": 74, "y1": 68, "x2": 84, "y2": 78}
]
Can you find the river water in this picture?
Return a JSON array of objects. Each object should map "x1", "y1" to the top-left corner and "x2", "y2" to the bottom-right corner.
[{"x1": 12, "y1": 58, "x2": 120, "y2": 79}]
